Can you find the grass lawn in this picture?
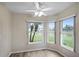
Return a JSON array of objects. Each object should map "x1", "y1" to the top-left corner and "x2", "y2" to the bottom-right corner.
[
  {"x1": 29, "y1": 32, "x2": 73, "y2": 48},
  {"x1": 62, "y1": 32, "x2": 74, "y2": 48},
  {"x1": 29, "y1": 32, "x2": 55, "y2": 43},
  {"x1": 33, "y1": 32, "x2": 43, "y2": 42},
  {"x1": 47, "y1": 32, "x2": 55, "y2": 43}
]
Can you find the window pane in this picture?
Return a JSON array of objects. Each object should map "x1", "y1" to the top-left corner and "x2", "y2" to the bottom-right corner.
[
  {"x1": 47, "y1": 22, "x2": 55, "y2": 44},
  {"x1": 28, "y1": 22, "x2": 44, "y2": 43},
  {"x1": 61, "y1": 17, "x2": 74, "y2": 51}
]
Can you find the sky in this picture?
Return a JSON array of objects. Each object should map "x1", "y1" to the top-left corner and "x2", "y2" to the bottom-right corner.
[
  {"x1": 49, "y1": 17, "x2": 74, "y2": 29},
  {"x1": 63, "y1": 17, "x2": 74, "y2": 27}
]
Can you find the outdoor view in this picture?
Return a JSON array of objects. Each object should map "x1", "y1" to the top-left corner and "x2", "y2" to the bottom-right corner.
[
  {"x1": 47, "y1": 22, "x2": 55, "y2": 43},
  {"x1": 28, "y1": 22, "x2": 44, "y2": 43},
  {"x1": 28, "y1": 22, "x2": 55, "y2": 43},
  {"x1": 28, "y1": 17, "x2": 74, "y2": 50},
  {"x1": 61, "y1": 17, "x2": 74, "y2": 50}
]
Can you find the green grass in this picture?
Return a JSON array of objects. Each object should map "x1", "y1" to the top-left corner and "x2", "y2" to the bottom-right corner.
[
  {"x1": 29, "y1": 31, "x2": 73, "y2": 48},
  {"x1": 47, "y1": 32, "x2": 55, "y2": 43},
  {"x1": 29, "y1": 32, "x2": 43, "y2": 42},
  {"x1": 62, "y1": 32, "x2": 74, "y2": 48},
  {"x1": 29, "y1": 32, "x2": 55, "y2": 43},
  {"x1": 33, "y1": 32, "x2": 43, "y2": 42}
]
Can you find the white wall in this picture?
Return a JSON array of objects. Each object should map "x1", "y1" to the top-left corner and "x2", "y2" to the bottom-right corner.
[
  {"x1": 47, "y1": 3, "x2": 79, "y2": 57},
  {"x1": 0, "y1": 4, "x2": 11, "y2": 57},
  {"x1": 11, "y1": 14, "x2": 47, "y2": 53}
]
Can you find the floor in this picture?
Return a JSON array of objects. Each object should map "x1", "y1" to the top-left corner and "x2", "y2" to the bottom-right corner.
[{"x1": 10, "y1": 50, "x2": 63, "y2": 57}]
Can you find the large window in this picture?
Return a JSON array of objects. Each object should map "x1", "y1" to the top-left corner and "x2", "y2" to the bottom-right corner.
[
  {"x1": 28, "y1": 22, "x2": 44, "y2": 43},
  {"x1": 47, "y1": 22, "x2": 56, "y2": 44},
  {"x1": 60, "y1": 16, "x2": 75, "y2": 51}
]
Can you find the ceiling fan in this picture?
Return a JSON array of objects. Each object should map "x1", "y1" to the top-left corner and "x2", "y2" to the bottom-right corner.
[{"x1": 25, "y1": 2, "x2": 52, "y2": 17}]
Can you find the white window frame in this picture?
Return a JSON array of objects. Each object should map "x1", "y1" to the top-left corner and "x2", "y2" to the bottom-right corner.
[
  {"x1": 60, "y1": 16, "x2": 75, "y2": 51},
  {"x1": 26, "y1": 20, "x2": 56, "y2": 45},
  {"x1": 27, "y1": 21, "x2": 45, "y2": 44},
  {"x1": 47, "y1": 22, "x2": 56, "y2": 44}
]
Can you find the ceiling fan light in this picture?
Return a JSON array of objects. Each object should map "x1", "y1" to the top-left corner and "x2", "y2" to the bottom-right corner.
[
  {"x1": 34, "y1": 11, "x2": 46, "y2": 17},
  {"x1": 38, "y1": 12, "x2": 43, "y2": 17},
  {"x1": 34, "y1": 12, "x2": 39, "y2": 16}
]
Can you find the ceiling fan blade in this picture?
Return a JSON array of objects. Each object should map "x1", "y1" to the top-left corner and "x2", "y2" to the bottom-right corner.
[
  {"x1": 42, "y1": 8, "x2": 52, "y2": 11},
  {"x1": 34, "y1": 2, "x2": 40, "y2": 9},
  {"x1": 25, "y1": 10, "x2": 36, "y2": 12}
]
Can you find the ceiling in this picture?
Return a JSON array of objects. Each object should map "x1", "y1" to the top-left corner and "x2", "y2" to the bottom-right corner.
[{"x1": 3, "y1": 2, "x2": 75, "y2": 16}]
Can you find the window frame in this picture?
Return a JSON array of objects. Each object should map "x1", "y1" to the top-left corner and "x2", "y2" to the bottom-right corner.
[
  {"x1": 59, "y1": 16, "x2": 76, "y2": 51},
  {"x1": 27, "y1": 21, "x2": 45, "y2": 44},
  {"x1": 47, "y1": 22, "x2": 56, "y2": 44}
]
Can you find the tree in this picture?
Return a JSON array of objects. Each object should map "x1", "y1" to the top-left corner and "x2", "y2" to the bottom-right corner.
[
  {"x1": 31, "y1": 24, "x2": 38, "y2": 42},
  {"x1": 30, "y1": 22, "x2": 41, "y2": 42},
  {"x1": 30, "y1": 24, "x2": 34, "y2": 42},
  {"x1": 63, "y1": 25, "x2": 73, "y2": 32}
]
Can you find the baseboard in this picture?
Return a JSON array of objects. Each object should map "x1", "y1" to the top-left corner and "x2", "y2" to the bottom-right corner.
[
  {"x1": 54, "y1": 50, "x2": 67, "y2": 57},
  {"x1": 46, "y1": 48, "x2": 66, "y2": 57},
  {"x1": 8, "y1": 52, "x2": 13, "y2": 57},
  {"x1": 10, "y1": 48, "x2": 46, "y2": 54}
]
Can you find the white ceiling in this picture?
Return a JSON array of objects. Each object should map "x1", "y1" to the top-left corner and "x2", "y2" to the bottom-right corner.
[{"x1": 3, "y1": 2, "x2": 75, "y2": 16}]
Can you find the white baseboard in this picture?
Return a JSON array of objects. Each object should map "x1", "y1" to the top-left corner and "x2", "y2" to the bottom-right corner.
[
  {"x1": 46, "y1": 48, "x2": 66, "y2": 57},
  {"x1": 8, "y1": 52, "x2": 13, "y2": 57},
  {"x1": 55, "y1": 50, "x2": 67, "y2": 57},
  {"x1": 10, "y1": 47, "x2": 46, "y2": 54}
]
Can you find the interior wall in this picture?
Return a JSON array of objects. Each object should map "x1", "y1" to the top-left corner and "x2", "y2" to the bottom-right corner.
[
  {"x1": 47, "y1": 3, "x2": 79, "y2": 57},
  {"x1": 12, "y1": 14, "x2": 27, "y2": 52},
  {"x1": 11, "y1": 13, "x2": 47, "y2": 53},
  {"x1": 75, "y1": 3, "x2": 79, "y2": 54},
  {"x1": 0, "y1": 4, "x2": 12, "y2": 57}
]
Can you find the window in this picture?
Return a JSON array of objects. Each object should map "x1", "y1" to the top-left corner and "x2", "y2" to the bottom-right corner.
[
  {"x1": 47, "y1": 22, "x2": 56, "y2": 44},
  {"x1": 60, "y1": 16, "x2": 75, "y2": 51},
  {"x1": 28, "y1": 22, "x2": 44, "y2": 43}
]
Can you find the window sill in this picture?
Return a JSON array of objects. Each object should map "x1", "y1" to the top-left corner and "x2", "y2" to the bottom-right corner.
[
  {"x1": 61, "y1": 44, "x2": 73, "y2": 51},
  {"x1": 28, "y1": 41, "x2": 44, "y2": 44}
]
